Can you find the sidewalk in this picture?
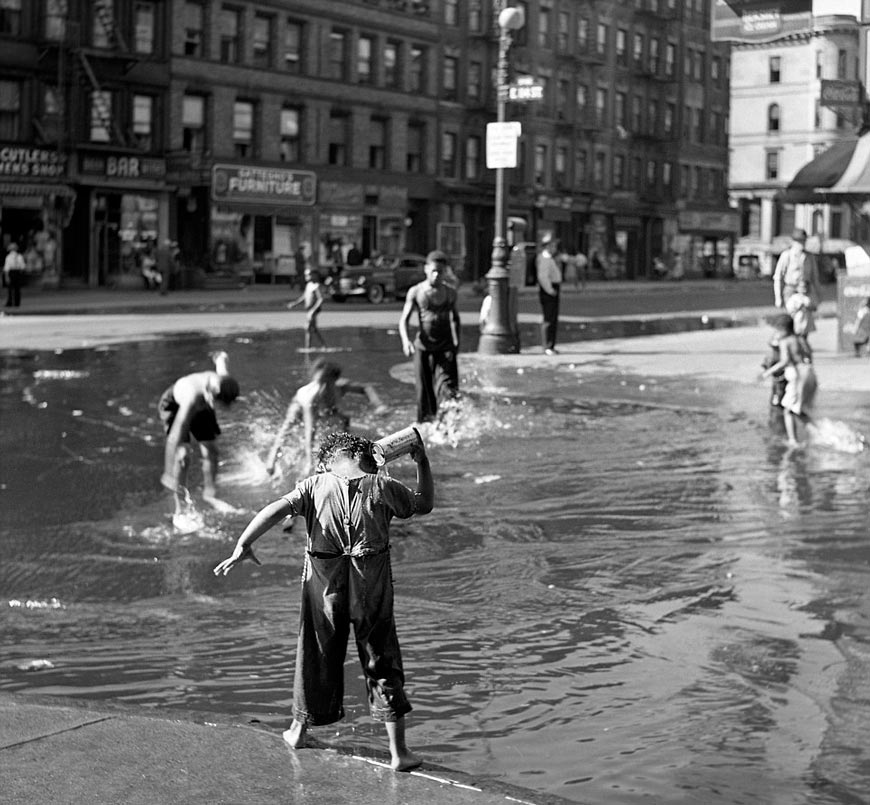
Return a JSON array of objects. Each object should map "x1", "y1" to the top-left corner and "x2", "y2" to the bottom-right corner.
[{"x1": 0, "y1": 694, "x2": 565, "y2": 805}]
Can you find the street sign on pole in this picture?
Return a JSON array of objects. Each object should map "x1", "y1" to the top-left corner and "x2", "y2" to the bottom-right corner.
[
  {"x1": 486, "y1": 121, "x2": 521, "y2": 169},
  {"x1": 507, "y1": 83, "x2": 544, "y2": 102}
]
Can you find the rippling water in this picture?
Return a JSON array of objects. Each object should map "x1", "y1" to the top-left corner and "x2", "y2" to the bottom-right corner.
[{"x1": 2, "y1": 327, "x2": 869, "y2": 804}]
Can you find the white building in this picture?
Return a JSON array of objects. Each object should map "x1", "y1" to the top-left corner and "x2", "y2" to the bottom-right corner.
[{"x1": 728, "y1": 13, "x2": 862, "y2": 275}]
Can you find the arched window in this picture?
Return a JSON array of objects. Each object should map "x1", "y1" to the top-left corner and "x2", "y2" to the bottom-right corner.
[{"x1": 768, "y1": 103, "x2": 780, "y2": 132}]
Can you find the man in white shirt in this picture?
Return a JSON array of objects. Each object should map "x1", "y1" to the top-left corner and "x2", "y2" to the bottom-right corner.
[{"x1": 536, "y1": 235, "x2": 563, "y2": 355}]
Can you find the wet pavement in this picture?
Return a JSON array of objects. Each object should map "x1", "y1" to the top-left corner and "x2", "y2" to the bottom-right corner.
[{"x1": 1, "y1": 279, "x2": 866, "y2": 804}]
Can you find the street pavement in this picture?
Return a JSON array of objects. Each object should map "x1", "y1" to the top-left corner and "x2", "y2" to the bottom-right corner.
[{"x1": 0, "y1": 278, "x2": 866, "y2": 805}]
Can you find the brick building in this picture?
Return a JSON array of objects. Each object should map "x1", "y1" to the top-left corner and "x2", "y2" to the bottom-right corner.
[{"x1": 0, "y1": 0, "x2": 735, "y2": 287}]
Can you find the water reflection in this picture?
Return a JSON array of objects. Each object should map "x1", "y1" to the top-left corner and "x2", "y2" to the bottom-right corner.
[{"x1": 1, "y1": 328, "x2": 870, "y2": 804}]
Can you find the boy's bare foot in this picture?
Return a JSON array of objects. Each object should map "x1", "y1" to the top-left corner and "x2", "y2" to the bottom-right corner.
[
  {"x1": 391, "y1": 748, "x2": 422, "y2": 771},
  {"x1": 283, "y1": 720, "x2": 307, "y2": 749},
  {"x1": 202, "y1": 494, "x2": 241, "y2": 514}
]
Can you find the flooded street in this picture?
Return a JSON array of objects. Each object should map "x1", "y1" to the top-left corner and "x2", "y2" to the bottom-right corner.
[{"x1": 2, "y1": 325, "x2": 869, "y2": 804}]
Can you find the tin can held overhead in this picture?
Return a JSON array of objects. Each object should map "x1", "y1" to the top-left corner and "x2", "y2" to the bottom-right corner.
[{"x1": 372, "y1": 426, "x2": 423, "y2": 466}]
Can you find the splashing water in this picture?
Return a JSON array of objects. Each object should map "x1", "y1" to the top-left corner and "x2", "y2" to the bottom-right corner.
[{"x1": 807, "y1": 418, "x2": 867, "y2": 454}]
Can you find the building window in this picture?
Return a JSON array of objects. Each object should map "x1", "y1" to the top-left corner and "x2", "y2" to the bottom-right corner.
[
  {"x1": 407, "y1": 122, "x2": 423, "y2": 172},
  {"x1": 769, "y1": 56, "x2": 780, "y2": 83},
  {"x1": 693, "y1": 108, "x2": 703, "y2": 142},
  {"x1": 444, "y1": 0, "x2": 458, "y2": 26},
  {"x1": 253, "y1": 14, "x2": 273, "y2": 69},
  {"x1": 555, "y1": 145, "x2": 568, "y2": 186},
  {"x1": 647, "y1": 99, "x2": 658, "y2": 136},
  {"x1": 616, "y1": 29, "x2": 627, "y2": 66},
  {"x1": 595, "y1": 87, "x2": 606, "y2": 127},
  {"x1": 89, "y1": 90, "x2": 112, "y2": 142},
  {"x1": 443, "y1": 56, "x2": 458, "y2": 100},
  {"x1": 284, "y1": 20, "x2": 303, "y2": 72},
  {"x1": 279, "y1": 107, "x2": 300, "y2": 162},
  {"x1": 766, "y1": 150, "x2": 779, "y2": 180},
  {"x1": 711, "y1": 54, "x2": 720, "y2": 81},
  {"x1": 663, "y1": 161, "x2": 672, "y2": 189},
  {"x1": 182, "y1": 94, "x2": 206, "y2": 153},
  {"x1": 577, "y1": 17, "x2": 588, "y2": 50},
  {"x1": 614, "y1": 91, "x2": 627, "y2": 127},
  {"x1": 409, "y1": 45, "x2": 425, "y2": 93},
  {"x1": 132, "y1": 94, "x2": 153, "y2": 150},
  {"x1": 649, "y1": 38, "x2": 660, "y2": 74},
  {"x1": 593, "y1": 151, "x2": 606, "y2": 185},
  {"x1": 328, "y1": 30, "x2": 348, "y2": 80},
  {"x1": 632, "y1": 33, "x2": 644, "y2": 66},
  {"x1": 0, "y1": 80, "x2": 21, "y2": 140},
  {"x1": 534, "y1": 143, "x2": 548, "y2": 185},
  {"x1": 357, "y1": 35, "x2": 374, "y2": 84},
  {"x1": 631, "y1": 94, "x2": 642, "y2": 131},
  {"x1": 514, "y1": 1, "x2": 528, "y2": 45},
  {"x1": 557, "y1": 79, "x2": 569, "y2": 114},
  {"x1": 767, "y1": 103, "x2": 780, "y2": 133},
  {"x1": 576, "y1": 84, "x2": 587, "y2": 113},
  {"x1": 183, "y1": 1, "x2": 204, "y2": 56},
  {"x1": 369, "y1": 118, "x2": 387, "y2": 169},
  {"x1": 0, "y1": 0, "x2": 21, "y2": 35},
  {"x1": 233, "y1": 100, "x2": 254, "y2": 158},
  {"x1": 91, "y1": 0, "x2": 113, "y2": 47},
  {"x1": 575, "y1": 149, "x2": 587, "y2": 186},
  {"x1": 814, "y1": 99, "x2": 821, "y2": 128},
  {"x1": 328, "y1": 111, "x2": 348, "y2": 165},
  {"x1": 665, "y1": 42, "x2": 676, "y2": 77},
  {"x1": 468, "y1": 61, "x2": 482, "y2": 102},
  {"x1": 45, "y1": 0, "x2": 67, "y2": 41},
  {"x1": 692, "y1": 51, "x2": 702, "y2": 81},
  {"x1": 632, "y1": 156, "x2": 642, "y2": 188},
  {"x1": 133, "y1": 2, "x2": 155, "y2": 54},
  {"x1": 664, "y1": 102, "x2": 674, "y2": 135},
  {"x1": 613, "y1": 154, "x2": 625, "y2": 188},
  {"x1": 465, "y1": 135, "x2": 481, "y2": 179},
  {"x1": 646, "y1": 159, "x2": 657, "y2": 187},
  {"x1": 469, "y1": 0, "x2": 482, "y2": 32},
  {"x1": 837, "y1": 48, "x2": 847, "y2": 79},
  {"x1": 538, "y1": 7, "x2": 550, "y2": 47},
  {"x1": 557, "y1": 11, "x2": 569, "y2": 52},
  {"x1": 219, "y1": 6, "x2": 241, "y2": 64},
  {"x1": 596, "y1": 22, "x2": 607, "y2": 56},
  {"x1": 442, "y1": 131, "x2": 457, "y2": 177},
  {"x1": 384, "y1": 41, "x2": 399, "y2": 87},
  {"x1": 816, "y1": 50, "x2": 823, "y2": 79}
]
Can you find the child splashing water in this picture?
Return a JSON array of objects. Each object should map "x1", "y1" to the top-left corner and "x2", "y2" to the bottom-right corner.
[{"x1": 761, "y1": 314, "x2": 817, "y2": 447}]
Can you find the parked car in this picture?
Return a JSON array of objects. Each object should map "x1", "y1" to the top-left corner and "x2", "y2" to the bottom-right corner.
[{"x1": 332, "y1": 253, "x2": 427, "y2": 303}]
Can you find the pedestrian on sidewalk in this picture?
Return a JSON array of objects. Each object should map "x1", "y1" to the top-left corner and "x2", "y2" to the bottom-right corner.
[
  {"x1": 214, "y1": 430, "x2": 434, "y2": 772},
  {"x1": 850, "y1": 296, "x2": 870, "y2": 357},
  {"x1": 773, "y1": 229, "x2": 821, "y2": 310},
  {"x1": 536, "y1": 234, "x2": 562, "y2": 355},
  {"x1": 3, "y1": 242, "x2": 25, "y2": 308}
]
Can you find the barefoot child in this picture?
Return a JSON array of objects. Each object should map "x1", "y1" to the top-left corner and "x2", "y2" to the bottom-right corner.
[
  {"x1": 287, "y1": 268, "x2": 326, "y2": 350},
  {"x1": 158, "y1": 351, "x2": 240, "y2": 521},
  {"x1": 761, "y1": 314, "x2": 817, "y2": 446},
  {"x1": 851, "y1": 296, "x2": 870, "y2": 357},
  {"x1": 214, "y1": 431, "x2": 434, "y2": 771}
]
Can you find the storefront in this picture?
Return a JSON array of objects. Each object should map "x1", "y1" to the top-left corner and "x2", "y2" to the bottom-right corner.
[
  {"x1": 210, "y1": 163, "x2": 317, "y2": 284},
  {"x1": 0, "y1": 144, "x2": 73, "y2": 287},
  {"x1": 69, "y1": 150, "x2": 170, "y2": 287},
  {"x1": 675, "y1": 209, "x2": 740, "y2": 279}
]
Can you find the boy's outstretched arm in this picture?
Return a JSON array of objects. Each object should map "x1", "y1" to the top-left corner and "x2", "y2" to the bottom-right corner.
[
  {"x1": 213, "y1": 498, "x2": 293, "y2": 575},
  {"x1": 411, "y1": 445, "x2": 434, "y2": 514}
]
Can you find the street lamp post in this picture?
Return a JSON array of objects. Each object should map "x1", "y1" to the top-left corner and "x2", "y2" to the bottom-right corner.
[{"x1": 478, "y1": 6, "x2": 524, "y2": 355}]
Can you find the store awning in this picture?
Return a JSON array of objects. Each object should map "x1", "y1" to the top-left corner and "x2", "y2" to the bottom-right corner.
[
  {"x1": 783, "y1": 133, "x2": 870, "y2": 202},
  {"x1": 0, "y1": 182, "x2": 75, "y2": 198}
]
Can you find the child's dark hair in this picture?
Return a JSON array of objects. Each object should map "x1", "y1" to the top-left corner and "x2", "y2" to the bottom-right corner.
[
  {"x1": 772, "y1": 313, "x2": 795, "y2": 335},
  {"x1": 311, "y1": 358, "x2": 341, "y2": 382},
  {"x1": 215, "y1": 376, "x2": 240, "y2": 404},
  {"x1": 317, "y1": 431, "x2": 373, "y2": 467}
]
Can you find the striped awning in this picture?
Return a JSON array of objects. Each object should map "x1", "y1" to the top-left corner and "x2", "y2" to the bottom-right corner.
[
  {"x1": 0, "y1": 182, "x2": 75, "y2": 198},
  {"x1": 784, "y1": 133, "x2": 870, "y2": 201}
]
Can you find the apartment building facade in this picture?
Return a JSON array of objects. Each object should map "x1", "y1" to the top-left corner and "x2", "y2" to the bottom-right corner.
[
  {"x1": 0, "y1": 0, "x2": 734, "y2": 287},
  {"x1": 729, "y1": 13, "x2": 864, "y2": 276}
]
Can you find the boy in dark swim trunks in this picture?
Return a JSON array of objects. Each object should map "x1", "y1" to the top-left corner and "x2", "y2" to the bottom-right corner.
[
  {"x1": 213, "y1": 431, "x2": 433, "y2": 771},
  {"x1": 398, "y1": 250, "x2": 461, "y2": 423},
  {"x1": 158, "y1": 350, "x2": 240, "y2": 517}
]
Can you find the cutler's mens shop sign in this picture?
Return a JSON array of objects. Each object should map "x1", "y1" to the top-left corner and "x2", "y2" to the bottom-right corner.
[
  {"x1": 0, "y1": 145, "x2": 66, "y2": 177},
  {"x1": 211, "y1": 164, "x2": 316, "y2": 206}
]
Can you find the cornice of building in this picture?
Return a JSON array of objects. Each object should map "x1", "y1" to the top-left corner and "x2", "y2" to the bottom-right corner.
[{"x1": 731, "y1": 15, "x2": 859, "y2": 50}]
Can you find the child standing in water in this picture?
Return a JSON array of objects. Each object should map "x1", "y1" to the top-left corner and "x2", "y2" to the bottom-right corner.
[
  {"x1": 761, "y1": 314, "x2": 817, "y2": 446},
  {"x1": 287, "y1": 268, "x2": 326, "y2": 350},
  {"x1": 214, "y1": 431, "x2": 433, "y2": 771},
  {"x1": 785, "y1": 279, "x2": 816, "y2": 359}
]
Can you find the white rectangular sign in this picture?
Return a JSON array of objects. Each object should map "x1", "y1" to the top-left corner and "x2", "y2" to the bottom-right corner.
[{"x1": 486, "y1": 122, "x2": 521, "y2": 169}]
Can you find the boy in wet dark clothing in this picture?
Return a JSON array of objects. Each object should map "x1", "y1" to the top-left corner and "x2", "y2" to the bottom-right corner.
[{"x1": 213, "y1": 431, "x2": 434, "y2": 771}]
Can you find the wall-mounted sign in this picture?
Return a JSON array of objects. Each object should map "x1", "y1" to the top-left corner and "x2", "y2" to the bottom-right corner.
[
  {"x1": 711, "y1": 0, "x2": 812, "y2": 44},
  {"x1": 212, "y1": 164, "x2": 316, "y2": 206},
  {"x1": 0, "y1": 145, "x2": 66, "y2": 178},
  {"x1": 820, "y1": 79, "x2": 863, "y2": 110},
  {"x1": 79, "y1": 152, "x2": 166, "y2": 180}
]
